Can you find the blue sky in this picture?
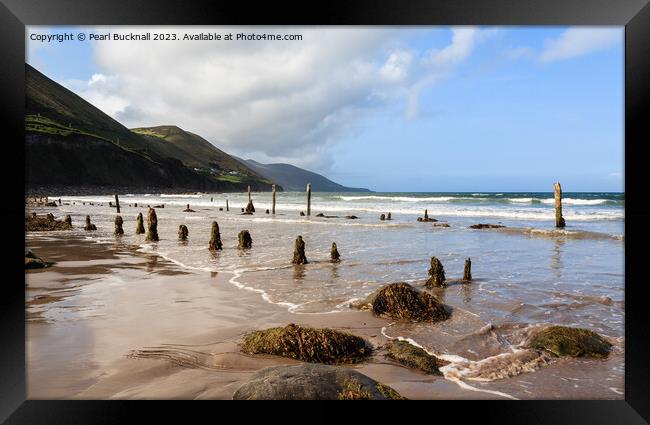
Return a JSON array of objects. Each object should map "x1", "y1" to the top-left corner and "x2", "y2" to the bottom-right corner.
[{"x1": 27, "y1": 26, "x2": 624, "y2": 192}]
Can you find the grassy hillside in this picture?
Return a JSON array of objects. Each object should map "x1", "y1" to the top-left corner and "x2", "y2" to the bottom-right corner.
[
  {"x1": 132, "y1": 125, "x2": 276, "y2": 189},
  {"x1": 25, "y1": 64, "x2": 276, "y2": 192}
]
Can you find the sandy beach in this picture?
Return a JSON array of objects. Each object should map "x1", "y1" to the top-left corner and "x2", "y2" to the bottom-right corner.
[
  {"x1": 27, "y1": 234, "x2": 492, "y2": 400},
  {"x1": 25, "y1": 191, "x2": 625, "y2": 401}
]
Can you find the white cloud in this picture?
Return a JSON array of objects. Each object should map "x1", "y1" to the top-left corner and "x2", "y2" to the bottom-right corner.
[
  {"x1": 539, "y1": 27, "x2": 621, "y2": 64},
  {"x1": 60, "y1": 26, "x2": 490, "y2": 170}
]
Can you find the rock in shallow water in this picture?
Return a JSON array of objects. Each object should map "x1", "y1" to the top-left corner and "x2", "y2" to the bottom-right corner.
[
  {"x1": 240, "y1": 323, "x2": 370, "y2": 364},
  {"x1": 25, "y1": 250, "x2": 53, "y2": 269},
  {"x1": 385, "y1": 340, "x2": 448, "y2": 375},
  {"x1": 355, "y1": 282, "x2": 450, "y2": 322},
  {"x1": 232, "y1": 363, "x2": 405, "y2": 400},
  {"x1": 527, "y1": 325, "x2": 612, "y2": 358}
]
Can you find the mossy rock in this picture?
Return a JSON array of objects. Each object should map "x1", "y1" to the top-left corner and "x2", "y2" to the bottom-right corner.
[
  {"x1": 25, "y1": 250, "x2": 53, "y2": 269},
  {"x1": 233, "y1": 363, "x2": 406, "y2": 400},
  {"x1": 527, "y1": 326, "x2": 612, "y2": 358},
  {"x1": 357, "y1": 282, "x2": 450, "y2": 322},
  {"x1": 25, "y1": 214, "x2": 73, "y2": 231},
  {"x1": 241, "y1": 323, "x2": 370, "y2": 364},
  {"x1": 385, "y1": 340, "x2": 448, "y2": 375}
]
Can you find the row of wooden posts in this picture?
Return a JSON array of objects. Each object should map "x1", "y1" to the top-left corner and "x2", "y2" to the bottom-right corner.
[
  {"x1": 106, "y1": 180, "x2": 565, "y2": 227},
  {"x1": 81, "y1": 209, "x2": 473, "y2": 278}
]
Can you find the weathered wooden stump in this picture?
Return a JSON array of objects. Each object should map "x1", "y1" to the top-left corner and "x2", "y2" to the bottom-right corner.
[
  {"x1": 331, "y1": 242, "x2": 341, "y2": 263},
  {"x1": 114, "y1": 215, "x2": 124, "y2": 236},
  {"x1": 266, "y1": 209, "x2": 270, "y2": 214},
  {"x1": 84, "y1": 215, "x2": 97, "y2": 231},
  {"x1": 58, "y1": 198, "x2": 61, "y2": 205},
  {"x1": 64, "y1": 215, "x2": 72, "y2": 226},
  {"x1": 135, "y1": 212, "x2": 145, "y2": 234},
  {"x1": 380, "y1": 214, "x2": 385, "y2": 221},
  {"x1": 226, "y1": 200, "x2": 229, "y2": 211},
  {"x1": 463, "y1": 258, "x2": 472, "y2": 281},
  {"x1": 183, "y1": 204, "x2": 195, "y2": 212},
  {"x1": 387, "y1": 212, "x2": 392, "y2": 220},
  {"x1": 245, "y1": 186, "x2": 255, "y2": 213},
  {"x1": 219, "y1": 207, "x2": 223, "y2": 211},
  {"x1": 554, "y1": 182, "x2": 565, "y2": 228},
  {"x1": 115, "y1": 194, "x2": 120, "y2": 213},
  {"x1": 292, "y1": 236, "x2": 308, "y2": 264},
  {"x1": 178, "y1": 224, "x2": 189, "y2": 241},
  {"x1": 306, "y1": 183, "x2": 312, "y2": 216},
  {"x1": 300, "y1": 211, "x2": 305, "y2": 216},
  {"x1": 238, "y1": 230, "x2": 252, "y2": 249},
  {"x1": 145, "y1": 208, "x2": 159, "y2": 241},
  {"x1": 272, "y1": 184, "x2": 276, "y2": 214},
  {"x1": 425, "y1": 256, "x2": 446, "y2": 288},
  {"x1": 209, "y1": 221, "x2": 223, "y2": 250}
]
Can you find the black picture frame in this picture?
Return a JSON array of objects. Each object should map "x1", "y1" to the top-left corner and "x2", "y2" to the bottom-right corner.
[{"x1": 2, "y1": 0, "x2": 648, "y2": 422}]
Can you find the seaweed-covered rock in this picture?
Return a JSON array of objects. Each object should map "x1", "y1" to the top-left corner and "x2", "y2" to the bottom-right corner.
[
  {"x1": 292, "y1": 235, "x2": 308, "y2": 264},
  {"x1": 316, "y1": 213, "x2": 325, "y2": 217},
  {"x1": 25, "y1": 250, "x2": 53, "y2": 269},
  {"x1": 345, "y1": 215, "x2": 359, "y2": 220},
  {"x1": 135, "y1": 212, "x2": 145, "y2": 234},
  {"x1": 469, "y1": 223, "x2": 505, "y2": 229},
  {"x1": 145, "y1": 208, "x2": 159, "y2": 241},
  {"x1": 84, "y1": 215, "x2": 97, "y2": 231},
  {"x1": 240, "y1": 323, "x2": 370, "y2": 364},
  {"x1": 238, "y1": 230, "x2": 252, "y2": 249},
  {"x1": 25, "y1": 214, "x2": 73, "y2": 231},
  {"x1": 432, "y1": 223, "x2": 450, "y2": 227},
  {"x1": 209, "y1": 221, "x2": 223, "y2": 250},
  {"x1": 417, "y1": 210, "x2": 437, "y2": 222},
  {"x1": 232, "y1": 363, "x2": 405, "y2": 400},
  {"x1": 357, "y1": 282, "x2": 450, "y2": 322},
  {"x1": 425, "y1": 256, "x2": 446, "y2": 288},
  {"x1": 178, "y1": 224, "x2": 189, "y2": 241},
  {"x1": 64, "y1": 215, "x2": 72, "y2": 226},
  {"x1": 380, "y1": 214, "x2": 386, "y2": 221},
  {"x1": 527, "y1": 326, "x2": 612, "y2": 358},
  {"x1": 114, "y1": 215, "x2": 124, "y2": 236},
  {"x1": 266, "y1": 209, "x2": 270, "y2": 214},
  {"x1": 331, "y1": 242, "x2": 341, "y2": 262},
  {"x1": 385, "y1": 340, "x2": 448, "y2": 375},
  {"x1": 300, "y1": 211, "x2": 305, "y2": 216}
]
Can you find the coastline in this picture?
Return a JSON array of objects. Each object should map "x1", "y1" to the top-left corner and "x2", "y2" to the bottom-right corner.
[
  {"x1": 27, "y1": 234, "x2": 499, "y2": 400},
  {"x1": 26, "y1": 232, "x2": 624, "y2": 400}
]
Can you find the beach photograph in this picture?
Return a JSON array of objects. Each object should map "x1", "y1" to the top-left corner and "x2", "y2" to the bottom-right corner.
[{"x1": 25, "y1": 26, "x2": 624, "y2": 400}]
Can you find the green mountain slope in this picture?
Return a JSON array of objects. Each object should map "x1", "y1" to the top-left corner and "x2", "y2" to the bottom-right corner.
[
  {"x1": 25, "y1": 64, "x2": 275, "y2": 193},
  {"x1": 131, "y1": 125, "x2": 275, "y2": 188}
]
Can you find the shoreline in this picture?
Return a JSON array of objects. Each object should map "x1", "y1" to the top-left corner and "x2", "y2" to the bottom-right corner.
[
  {"x1": 25, "y1": 207, "x2": 624, "y2": 400},
  {"x1": 27, "y1": 234, "x2": 505, "y2": 400}
]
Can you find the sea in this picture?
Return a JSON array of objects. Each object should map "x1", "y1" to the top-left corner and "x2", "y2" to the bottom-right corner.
[{"x1": 38, "y1": 191, "x2": 625, "y2": 398}]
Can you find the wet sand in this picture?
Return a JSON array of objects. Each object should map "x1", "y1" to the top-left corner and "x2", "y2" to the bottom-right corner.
[
  {"x1": 26, "y1": 235, "x2": 496, "y2": 400},
  {"x1": 26, "y1": 233, "x2": 623, "y2": 400}
]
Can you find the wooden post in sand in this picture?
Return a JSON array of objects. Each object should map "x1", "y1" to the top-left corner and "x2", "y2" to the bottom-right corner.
[
  {"x1": 115, "y1": 194, "x2": 120, "y2": 213},
  {"x1": 463, "y1": 258, "x2": 472, "y2": 281},
  {"x1": 554, "y1": 182, "x2": 565, "y2": 228},
  {"x1": 272, "y1": 184, "x2": 276, "y2": 215},
  {"x1": 248, "y1": 186, "x2": 252, "y2": 202},
  {"x1": 306, "y1": 183, "x2": 312, "y2": 216},
  {"x1": 226, "y1": 199, "x2": 229, "y2": 211}
]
